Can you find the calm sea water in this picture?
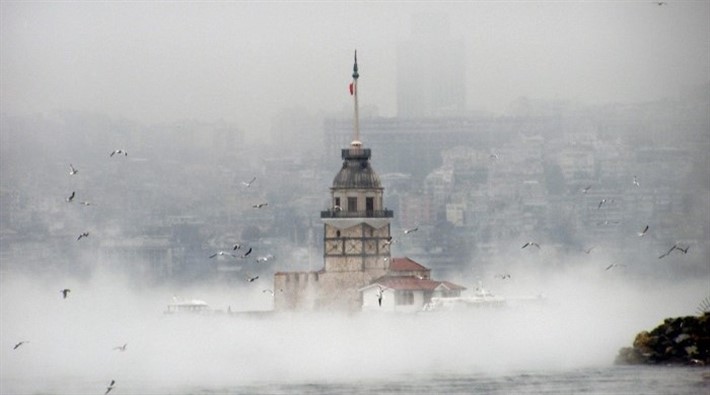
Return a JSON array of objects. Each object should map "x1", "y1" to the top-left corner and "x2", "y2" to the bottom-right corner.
[{"x1": 3, "y1": 366, "x2": 708, "y2": 394}]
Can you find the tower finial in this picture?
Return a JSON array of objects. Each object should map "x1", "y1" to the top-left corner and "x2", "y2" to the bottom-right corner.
[{"x1": 350, "y1": 50, "x2": 360, "y2": 146}]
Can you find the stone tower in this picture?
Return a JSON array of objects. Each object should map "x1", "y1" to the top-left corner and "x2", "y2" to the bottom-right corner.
[
  {"x1": 317, "y1": 140, "x2": 393, "y2": 310},
  {"x1": 315, "y1": 51, "x2": 393, "y2": 310},
  {"x1": 273, "y1": 51, "x2": 393, "y2": 312}
]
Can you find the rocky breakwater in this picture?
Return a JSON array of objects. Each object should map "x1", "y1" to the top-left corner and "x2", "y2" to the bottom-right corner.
[{"x1": 615, "y1": 312, "x2": 709, "y2": 366}]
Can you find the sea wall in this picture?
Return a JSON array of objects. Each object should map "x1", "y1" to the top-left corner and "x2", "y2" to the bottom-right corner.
[{"x1": 615, "y1": 313, "x2": 709, "y2": 366}]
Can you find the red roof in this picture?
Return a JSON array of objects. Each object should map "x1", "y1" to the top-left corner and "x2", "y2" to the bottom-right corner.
[
  {"x1": 370, "y1": 276, "x2": 466, "y2": 291},
  {"x1": 439, "y1": 281, "x2": 467, "y2": 290},
  {"x1": 389, "y1": 257, "x2": 430, "y2": 272}
]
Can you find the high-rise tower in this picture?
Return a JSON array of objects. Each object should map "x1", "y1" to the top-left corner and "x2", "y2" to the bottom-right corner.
[{"x1": 396, "y1": 14, "x2": 466, "y2": 118}]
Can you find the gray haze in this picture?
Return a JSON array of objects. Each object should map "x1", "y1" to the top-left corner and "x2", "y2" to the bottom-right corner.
[
  {"x1": 1, "y1": 1, "x2": 709, "y2": 393},
  {"x1": 2, "y1": 2, "x2": 709, "y2": 137}
]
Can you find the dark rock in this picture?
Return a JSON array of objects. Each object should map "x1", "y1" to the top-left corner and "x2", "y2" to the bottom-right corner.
[{"x1": 615, "y1": 312, "x2": 710, "y2": 366}]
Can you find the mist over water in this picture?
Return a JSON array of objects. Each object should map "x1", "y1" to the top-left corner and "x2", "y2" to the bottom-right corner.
[
  {"x1": 2, "y1": 256, "x2": 706, "y2": 394},
  {"x1": 1, "y1": 2, "x2": 709, "y2": 394}
]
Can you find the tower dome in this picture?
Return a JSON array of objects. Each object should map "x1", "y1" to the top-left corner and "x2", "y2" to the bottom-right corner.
[{"x1": 332, "y1": 142, "x2": 382, "y2": 190}]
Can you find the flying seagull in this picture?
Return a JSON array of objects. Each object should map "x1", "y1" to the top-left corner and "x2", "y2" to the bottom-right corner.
[
  {"x1": 240, "y1": 247, "x2": 253, "y2": 258},
  {"x1": 66, "y1": 191, "x2": 76, "y2": 203},
  {"x1": 597, "y1": 220, "x2": 620, "y2": 226},
  {"x1": 495, "y1": 273, "x2": 511, "y2": 279},
  {"x1": 209, "y1": 251, "x2": 235, "y2": 259},
  {"x1": 605, "y1": 263, "x2": 626, "y2": 271},
  {"x1": 583, "y1": 246, "x2": 595, "y2": 254},
  {"x1": 77, "y1": 232, "x2": 89, "y2": 241},
  {"x1": 522, "y1": 242, "x2": 540, "y2": 249},
  {"x1": 376, "y1": 286, "x2": 385, "y2": 307},
  {"x1": 403, "y1": 227, "x2": 418, "y2": 235},
  {"x1": 256, "y1": 254, "x2": 274, "y2": 263},
  {"x1": 79, "y1": 201, "x2": 91, "y2": 206},
  {"x1": 246, "y1": 275, "x2": 259, "y2": 283},
  {"x1": 382, "y1": 236, "x2": 395, "y2": 248},
  {"x1": 598, "y1": 199, "x2": 607, "y2": 209},
  {"x1": 242, "y1": 177, "x2": 256, "y2": 188},
  {"x1": 110, "y1": 149, "x2": 127, "y2": 157},
  {"x1": 489, "y1": 153, "x2": 499, "y2": 160},
  {"x1": 113, "y1": 343, "x2": 127, "y2": 352},
  {"x1": 581, "y1": 185, "x2": 592, "y2": 194},
  {"x1": 232, "y1": 243, "x2": 242, "y2": 251},
  {"x1": 638, "y1": 225, "x2": 649, "y2": 237},
  {"x1": 633, "y1": 176, "x2": 640, "y2": 187},
  {"x1": 252, "y1": 202, "x2": 268, "y2": 209},
  {"x1": 262, "y1": 288, "x2": 283, "y2": 295},
  {"x1": 657, "y1": 244, "x2": 689, "y2": 259},
  {"x1": 60, "y1": 288, "x2": 71, "y2": 299},
  {"x1": 69, "y1": 164, "x2": 78, "y2": 175},
  {"x1": 13, "y1": 341, "x2": 29, "y2": 350},
  {"x1": 105, "y1": 380, "x2": 116, "y2": 395},
  {"x1": 659, "y1": 245, "x2": 677, "y2": 259}
]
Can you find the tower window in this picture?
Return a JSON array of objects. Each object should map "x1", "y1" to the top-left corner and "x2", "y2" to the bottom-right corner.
[
  {"x1": 348, "y1": 197, "x2": 357, "y2": 212},
  {"x1": 334, "y1": 197, "x2": 340, "y2": 208},
  {"x1": 366, "y1": 197, "x2": 374, "y2": 212}
]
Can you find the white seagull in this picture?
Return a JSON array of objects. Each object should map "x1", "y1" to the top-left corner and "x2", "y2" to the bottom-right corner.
[
  {"x1": 240, "y1": 247, "x2": 253, "y2": 258},
  {"x1": 605, "y1": 263, "x2": 626, "y2": 271},
  {"x1": 105, "y1": 380, "x2": 116, "y2": 395},
  {"x1": 242, "y1": 177, "x2": 256, "y2": 188},
  {"x1": 69, "y1": 164, "x2": 78, "y2": 175},
  {"x1": 657, "y1": 244, "x2": 689, "y2": 259},
  {"x1": 110, "y1": 149, "x2": 127, "y2": 157},
  {"x1": 246, "y1": 275, "x2": 259, "y2": 283},
  {"x1": 61, "y1": 288, "x2": 71, "y2": 299},
  {"x1": 252, "y1": 202, "x2": 268, "y2": 209},
  {"x1": 66, "y1": 191, "x2": 76, "y2": 203},
  {"x1": 13, "y1": 341, "x2": 29, "y2": 350},
  {"x1": 403, "y1": 227, "x2": 418, "y2": 235},
  {"x1": 376, "y1": 286, "x2": 385, "y2": 307},
  {"x1": 77, "y1": 232, "x2": 89, "y2": 241},
  {"x1": 209, "y1": 251, "x2": 235, "y2": 259},
  {"x1": 256, "y1": 254, "x2": 274, "y2": 263},
  {"x1": 113, "y1": 343, "x2": 127, "y2": 352},
  {"x1": 638, "y1": 225, "x2": 649, "y2": 237},
  {"x1": 262, "y1": 288, "x2": 283, "y2": 295},
  {"x1": 633, "y1": 176, "x2": 640, "y2": 187},
  {"x1": 522, "y1": 242, "x2": 540, "y2": 249}
]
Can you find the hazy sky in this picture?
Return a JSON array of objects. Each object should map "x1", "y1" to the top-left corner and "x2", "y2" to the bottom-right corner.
[{"x1": 1, "y1": 1, "x2": 709, "y2": 136}]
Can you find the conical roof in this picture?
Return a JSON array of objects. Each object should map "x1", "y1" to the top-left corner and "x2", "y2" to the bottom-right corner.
[{"x1": 332, "y1": 143, "x2": 382, "y2": 190}]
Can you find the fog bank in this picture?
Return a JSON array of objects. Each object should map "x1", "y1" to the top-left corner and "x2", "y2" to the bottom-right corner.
[{"x1": 1, "y1": 263, "x2": 706, "y2": 394}]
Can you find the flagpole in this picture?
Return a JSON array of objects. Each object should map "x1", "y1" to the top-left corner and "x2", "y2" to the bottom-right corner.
[{"x1": 352, "y1": 50, "x2": 360, "y2": 145}]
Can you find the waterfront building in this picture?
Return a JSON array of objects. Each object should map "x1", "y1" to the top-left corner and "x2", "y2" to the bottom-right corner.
[{"x1": 273, "y1": 53, "x2": 464, "y2": 312}]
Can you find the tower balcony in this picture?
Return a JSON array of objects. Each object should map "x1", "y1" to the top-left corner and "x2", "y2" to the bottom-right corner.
[{"x1": 320, "y1": 209, "x2": 393, "y2": 219}]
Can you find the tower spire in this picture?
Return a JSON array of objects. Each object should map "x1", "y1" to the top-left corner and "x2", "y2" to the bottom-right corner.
[{"x1": 351, "y1": 50, "x2": 360, "y2": 146}]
